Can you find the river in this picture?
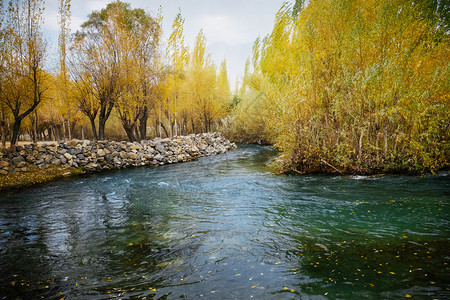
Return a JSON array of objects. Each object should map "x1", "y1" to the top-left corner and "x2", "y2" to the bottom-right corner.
[{"x1": 0, "y1": 145, "x2": 449, "y2": 299}]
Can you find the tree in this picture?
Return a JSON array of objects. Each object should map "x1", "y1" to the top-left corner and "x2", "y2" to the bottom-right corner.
[
  {"x1": 112, "y1": 3, "x2": 160, "y2": 141},
  {"x1": 0, "y1": 0, "x2": 47, "y2": 150},
  {"x1": 58, "y1": 0, "x2": 72, "y2": 140},
  {"x1": 70, "y1": 1, "x2": 122, "y2": 140},
  {"x1": 163, "y1": 10, "x2": 188, "y2": 136},
  {"x1": 70, "y1": 1, "x2": 160, "y2": 141},
  {"x1": 229, "y1": 0, "x2": 449, "y2": 174},
  {"x1": 186, "y1": 30, "x2": 226, "y2": 133}
]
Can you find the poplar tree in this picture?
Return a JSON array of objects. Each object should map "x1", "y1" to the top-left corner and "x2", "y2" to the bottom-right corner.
[
  {"x1": 0, "y1": 0, "x2": 47, "y2": 150},
  {"x1": 58, "y1": 0, "x2": 72, "y2": 140}
]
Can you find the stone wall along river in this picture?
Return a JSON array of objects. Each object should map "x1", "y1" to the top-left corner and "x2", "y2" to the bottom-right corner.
[{"x1": 0, "y1": 132, "x2": 236, "y2": 174}]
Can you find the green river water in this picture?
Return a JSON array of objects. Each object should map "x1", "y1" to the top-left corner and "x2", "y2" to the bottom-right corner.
[{"x1": 0, "y1": 145, "x2": 449, "y2": 299}]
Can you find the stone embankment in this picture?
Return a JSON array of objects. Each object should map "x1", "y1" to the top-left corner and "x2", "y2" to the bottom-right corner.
[{"x1": 0, "y1": 133, "x2": 236, "y2": 175}]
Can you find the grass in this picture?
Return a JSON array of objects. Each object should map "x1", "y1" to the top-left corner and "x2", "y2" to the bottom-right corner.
[{"x1": 0, "y1": 165, "x2": 84, "y2": 191}]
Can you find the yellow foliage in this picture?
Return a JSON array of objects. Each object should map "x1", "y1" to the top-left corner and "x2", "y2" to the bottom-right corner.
[{"x1": 229, "y1": 0, "x2": 449, "y2": 174}]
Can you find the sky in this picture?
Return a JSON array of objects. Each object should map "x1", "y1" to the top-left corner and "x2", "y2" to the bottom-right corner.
[{"x1": 42, "y1": 0, "x2": 290, "y2": 88}]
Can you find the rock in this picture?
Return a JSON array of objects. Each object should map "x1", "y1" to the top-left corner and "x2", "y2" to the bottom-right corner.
[
  {"x1": 0, "y1": 134, "x2": 236, "y2": 176},
  {"x1": 113, "y1": 157, "x2": 122, "y2": 165},
  {"x1": 86, "y1": 162, "x2": 99, "y2": 170},
  {"x1": 155, "y1": 143, "x2": 165, "y2": 153},
  {"x1": 127, "y1": 152, "x2": 138, "y2": 159},
  {"x1": 52, "y1": 159, "x2": 62, "y2": 166},
  {"x1": 154, "y1": 154, "x2": 165, "y2": 162},
  {"x1": 26, "y1": 155, "x2": 36, "y2": 163},
  {"x1": 16, "y1": 161, "x2": 27, "y2": 168},
  {"x1": 12, "y1": 156, "x2": 24, "y2": 164},
  {"x1": 0, "y1": 169, "x2": 8, "y2": 175},
  {"x1": 97, "y1": 149, "x2": 106, "y2": 157}
]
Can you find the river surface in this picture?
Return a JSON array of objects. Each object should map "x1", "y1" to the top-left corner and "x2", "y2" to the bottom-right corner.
[{"x1": 0, "y1": 145, "x2": 449, "y2": 299}]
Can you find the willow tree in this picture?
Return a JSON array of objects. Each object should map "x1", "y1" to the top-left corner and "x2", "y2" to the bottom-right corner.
[
  {"x1": 163, "y1": 11, "x2": 188, "y2": 136},
  {"x1": 70, "y1": 7, "x2": 118, "y2": 140},
  {"x1": 231, "y1": 0, "x2": 449, "y2": 174},
  {"x1": 0, "y1": 0, "x2": 47, "y2": 149},
  {"x1": 70, "y1": 1, "x2": 160, "y2": 141},
  {"x1": 185, "y1": 30, "x2": 227, "y2": 133},
  {"x1": 57, "y1": 0, "x2": 72, "y2": 139}
]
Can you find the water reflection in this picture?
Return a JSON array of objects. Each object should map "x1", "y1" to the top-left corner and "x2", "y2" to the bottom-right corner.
[{"x1": 0, "y1": 145, "x2": 448, "y2": 299}]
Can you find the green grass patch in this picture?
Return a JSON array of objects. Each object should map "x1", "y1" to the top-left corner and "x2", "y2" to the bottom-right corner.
[{"x1": 0, "y1": 165, "x2": 84, "y2": 191}]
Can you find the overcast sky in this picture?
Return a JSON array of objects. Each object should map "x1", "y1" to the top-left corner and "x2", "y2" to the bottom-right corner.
[{"x1": 42, "y1": 0, "x2": 290, "y2": 88}]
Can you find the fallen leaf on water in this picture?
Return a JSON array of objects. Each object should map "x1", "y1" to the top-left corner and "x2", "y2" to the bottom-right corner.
[{"x1": 405, "y1": 294, "x2": 412, "y2": 298}]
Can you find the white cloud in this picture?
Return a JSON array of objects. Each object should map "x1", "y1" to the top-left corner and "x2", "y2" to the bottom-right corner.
[
  {"x1": 192, "y1": 14, "x2": 250, "y2": 45},
  {"x1": 87, "y1": 0, "x2": 109, "y2": 12}
]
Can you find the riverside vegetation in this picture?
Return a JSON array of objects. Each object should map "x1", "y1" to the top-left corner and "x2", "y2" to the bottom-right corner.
[{"x1": 228, "y1": 0, "x2": 449, "y2": 175}]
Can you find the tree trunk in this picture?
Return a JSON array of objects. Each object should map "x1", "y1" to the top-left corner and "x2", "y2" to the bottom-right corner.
[
  {"x1": 98, "y1": 117, "x2": 106, "y2": 141},
  {"x1": 61, "y1": 116, "x2": 67, "y2": 141},
  {"x1": 10, "y1": 118, "x2": 22, "y2": 151},
  {"x1": 1, "y1": 108, "x2": 6, "y2": 148},
  {"x1": 34, "y1": 110, "x2": 38, "y2": 143},
  {"x1": 98, "y1": 100, "x2": 114, "y2": 141},
  {"x1": 138, "y1": 106, "x2": 149, "y2": 140},
  {"x1": 67, "y1": 104, "x2": 72, "y2": 140},
  {"x1": 124, "y1": 125, "x2": 136, "y2": 142},
  {"x1": 160, "y1": 121, "x2": 169, "y2": 138},
  {"x1": 89, "y1": 117, "x2": 98, "y2": 140}
]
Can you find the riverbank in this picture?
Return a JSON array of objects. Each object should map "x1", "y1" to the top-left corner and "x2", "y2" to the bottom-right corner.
[{"x1": 0, "y1": 132, "x2": 236, "y2": 191}]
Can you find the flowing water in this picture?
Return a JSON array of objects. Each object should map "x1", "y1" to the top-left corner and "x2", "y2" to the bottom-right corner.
[{"x1": 0, "y1": 145, "x2": 449, "y2": 299}]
